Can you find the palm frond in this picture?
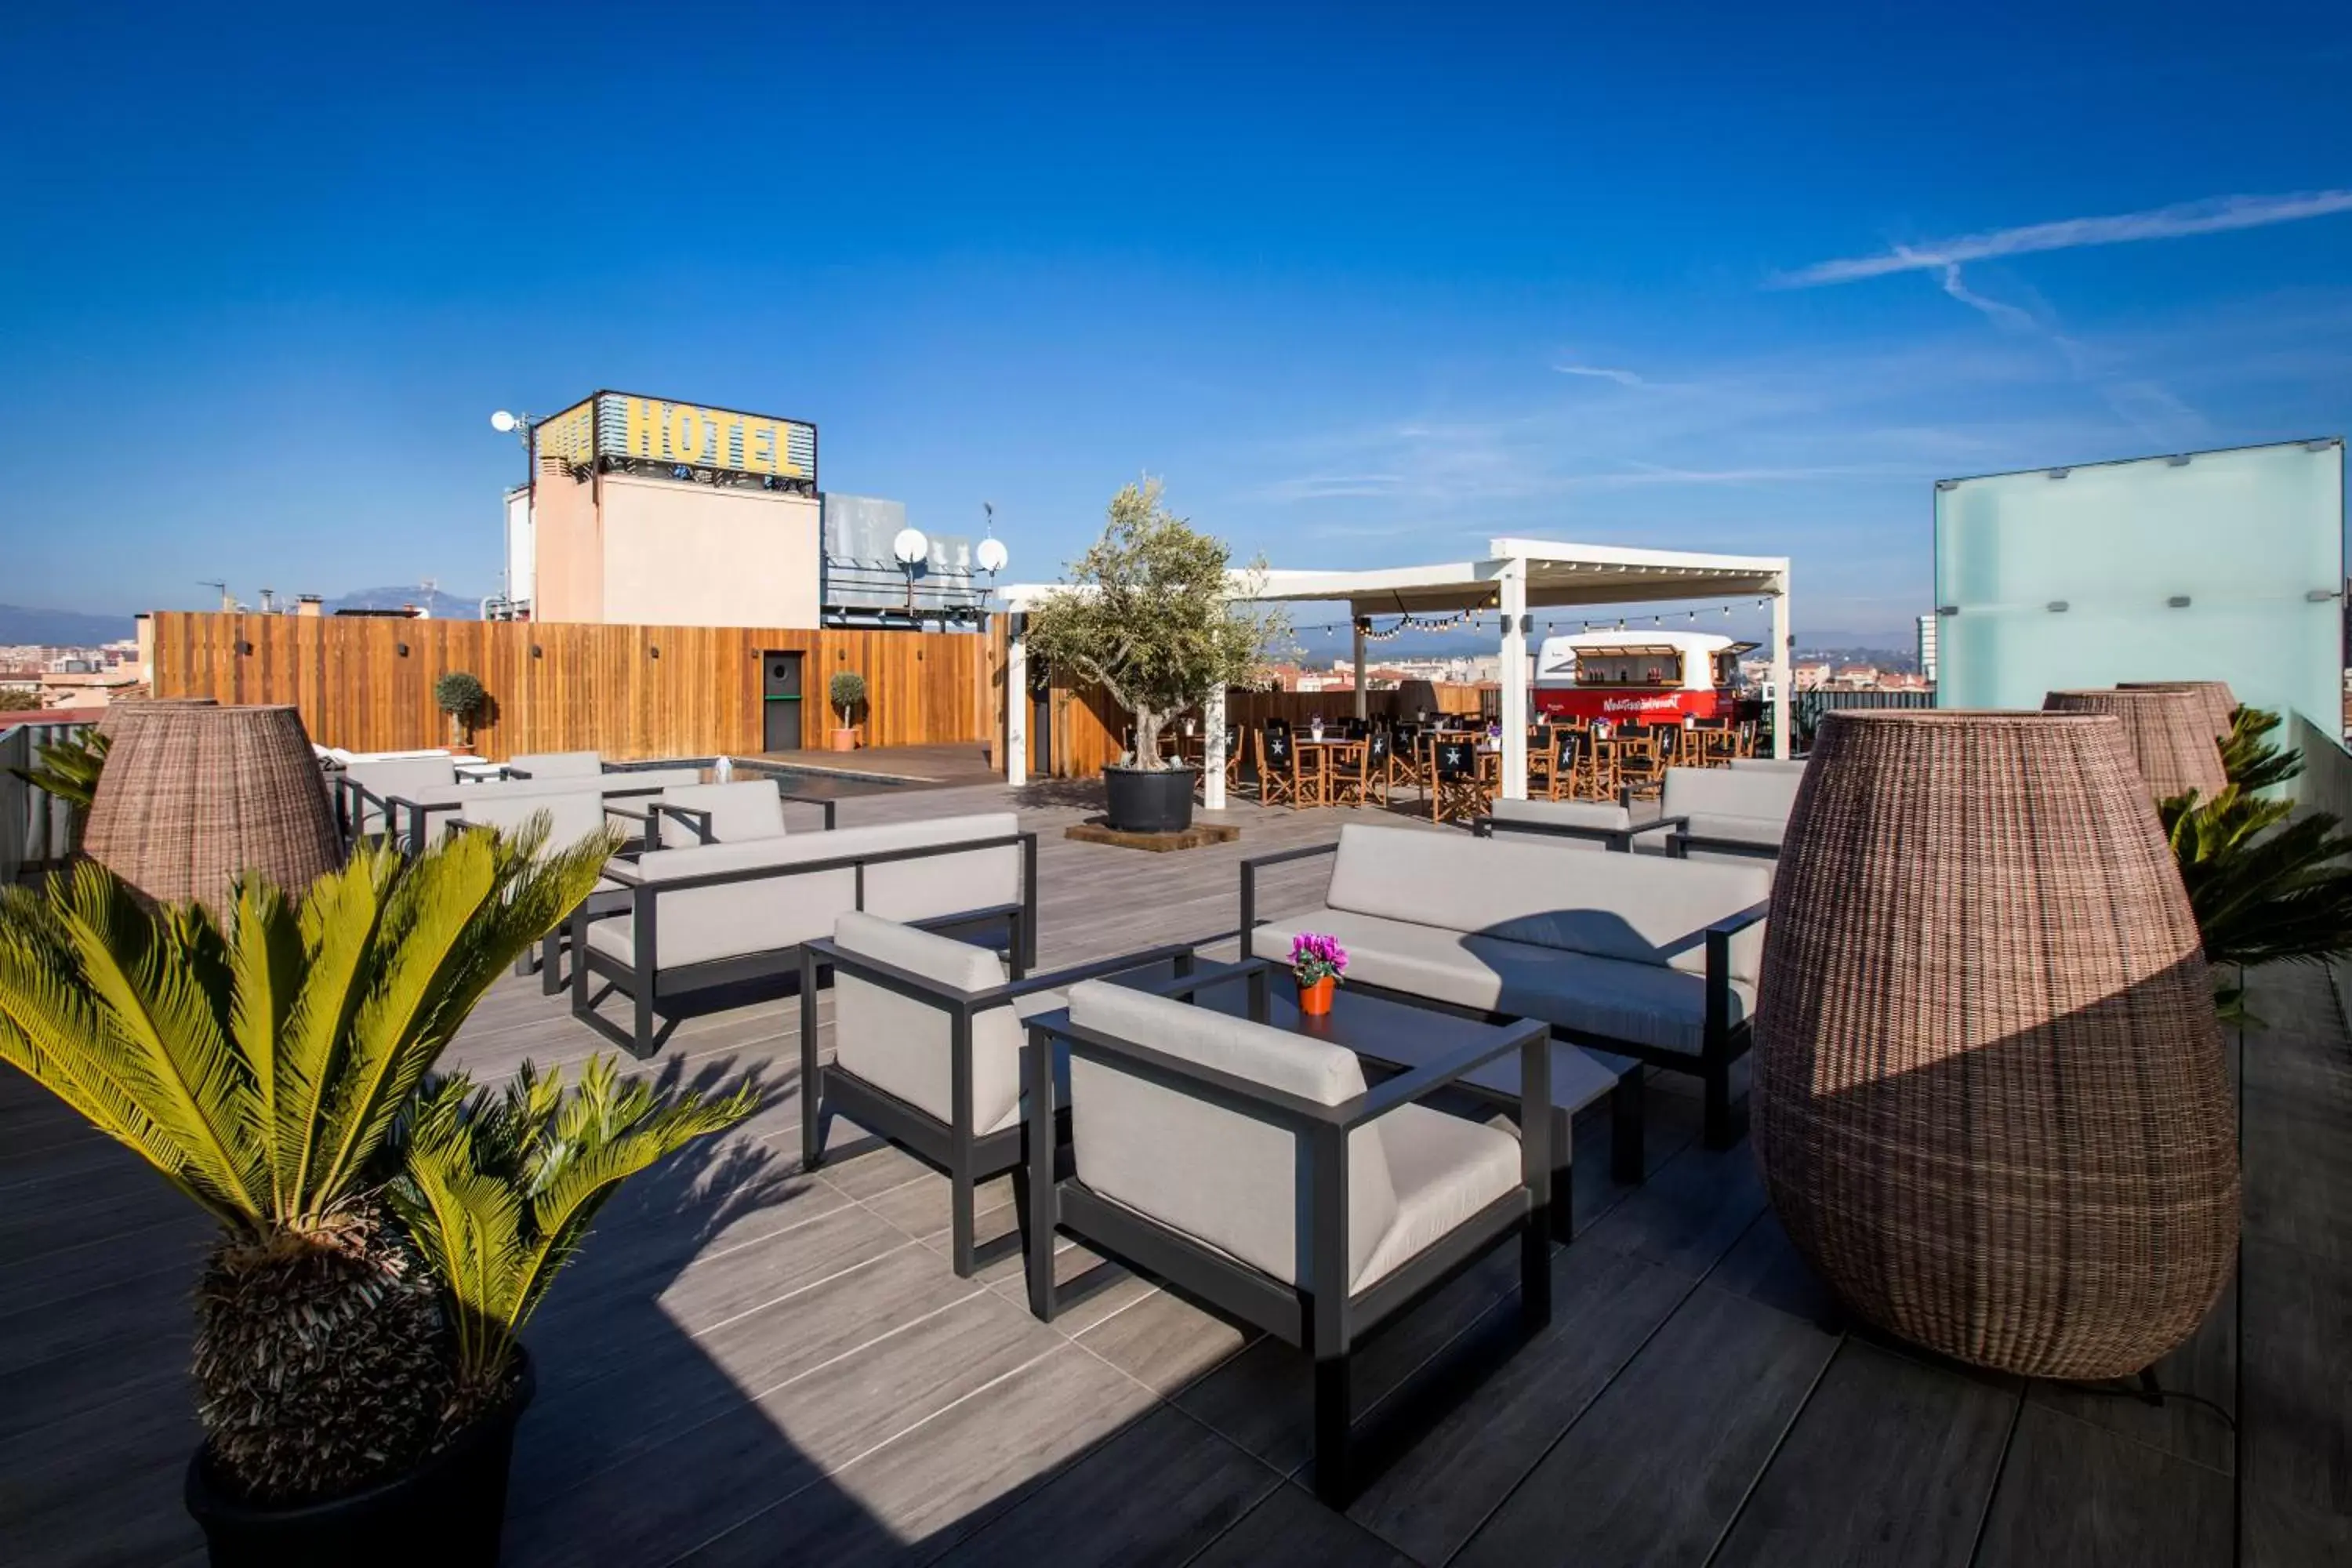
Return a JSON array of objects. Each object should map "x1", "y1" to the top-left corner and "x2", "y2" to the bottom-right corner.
[
  {"x1": 8, "y1": 727, "x2": 109, "y2": 812},
  {"x1": 50, "y1": 862, "x2": 265, "y2": 1218},
  {"x1": 392, "y1": 1054, "x2": 755, "y2": 1399},
  {"x1": 2222, "y1": 706, "x2": 2302, "y2": 794},
  {"x1": 2162, "y1": 784, "x2": 2352, "y2": 974}
]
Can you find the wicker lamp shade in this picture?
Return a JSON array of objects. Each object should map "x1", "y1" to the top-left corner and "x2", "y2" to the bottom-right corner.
[
  {"x1": 1752, "y1": 710, "x2": 2238, "y2": 1380},
  {"x1": 96, "y1": 695, "x2": 216, "y2": 741},
  {"x1": 2118, "y1": 681, "x2": 2238, "y2": 742},
  {"x1": 2041, "y1": 688, "x2": 2227, "y2": 799},
  {"x1": 82, "y1": 705, "x2": 343, "y2": 909}
]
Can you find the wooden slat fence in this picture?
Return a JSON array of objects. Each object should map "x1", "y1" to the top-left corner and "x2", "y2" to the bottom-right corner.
[
  {"x1": 149, "y1": 613, "x2": 993, "y2": 763},
  {"x1": 1044, "y1": 678, "x2": 1496, "y2": 778}
]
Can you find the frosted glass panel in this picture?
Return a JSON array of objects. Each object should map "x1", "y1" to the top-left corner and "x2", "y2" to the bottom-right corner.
[{"x1": 1934, "y1": 440, "x2": 2343, "y2": 728}]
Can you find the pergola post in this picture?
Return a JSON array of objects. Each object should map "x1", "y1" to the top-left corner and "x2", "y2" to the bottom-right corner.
[
  {"x1": 1769, "y1": 576, "x2": 1791, "y2": 760},
  {"x1": 1499, "y1": 560, "x2": 1529, "y2": 800},
  {"x1": 1004, "y1": 614, "x2": 1028, "y2": 787},
  {"x1": 1203, "y1": 683, "x2": 1227, "y2": 811},
  {"x1": 1352, "y1": 617, "x2": 1367, "y2": 720}
]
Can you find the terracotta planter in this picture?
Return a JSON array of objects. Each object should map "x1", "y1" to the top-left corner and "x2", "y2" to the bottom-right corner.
[
  {"x1": 1297, "y1": 975, "x2": 1335, "y2": 1016},
  {"x1": 829, "y1": 729, "x2": 858, "y2": 752}
]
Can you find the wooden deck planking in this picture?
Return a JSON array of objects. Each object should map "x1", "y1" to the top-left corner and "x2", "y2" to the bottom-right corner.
[{"x1": 2, "y1": 782, "x2": 2347, "y2": 1565}]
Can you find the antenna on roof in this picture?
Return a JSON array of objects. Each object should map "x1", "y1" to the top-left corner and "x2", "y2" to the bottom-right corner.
[{"x1": 198, "y1": 579, "x2": 230, "y2": 612}]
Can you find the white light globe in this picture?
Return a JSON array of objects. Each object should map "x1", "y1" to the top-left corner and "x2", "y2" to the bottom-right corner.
[
  {"x1": 892, "y1": 528, "x2": 930, "y2": 565},
  {"x1": 975, "y1": 537, "x2": 1009, "y2": 574},
  {"x1": 489, "y1": 409, "x2": 517, "y2": 434}
]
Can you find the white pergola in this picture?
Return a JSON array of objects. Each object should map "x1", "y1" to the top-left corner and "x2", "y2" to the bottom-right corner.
[{"x1": 997, "y1": 536, "x2": 1792, "y2": 808}]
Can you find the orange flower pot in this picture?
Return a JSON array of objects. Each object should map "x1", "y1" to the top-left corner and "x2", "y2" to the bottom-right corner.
[{"x1": 1298, "y1": 975, "x2": 1335, "y2": 1016}]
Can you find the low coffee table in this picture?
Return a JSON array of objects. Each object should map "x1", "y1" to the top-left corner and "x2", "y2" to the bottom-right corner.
[{"x1": 1175, "y1": 959, "x2": 1641, "y2": 1240}]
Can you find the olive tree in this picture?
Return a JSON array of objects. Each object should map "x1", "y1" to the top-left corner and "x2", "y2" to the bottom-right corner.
[{"x1": 1022, "y1": 480, "x2": 1290, "y2": 771}]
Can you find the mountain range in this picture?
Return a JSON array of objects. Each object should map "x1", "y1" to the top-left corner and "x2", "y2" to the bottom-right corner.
[{"x1": 0, "y1": 587, "x2": 485, "y2": 646}]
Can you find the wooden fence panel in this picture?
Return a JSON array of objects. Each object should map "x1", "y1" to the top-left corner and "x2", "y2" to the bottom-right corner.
[{"x1": 149, "y1": 613, "x2": 991, "y2": 762}]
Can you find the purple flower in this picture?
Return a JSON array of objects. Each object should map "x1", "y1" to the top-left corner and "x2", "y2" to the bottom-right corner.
[{"x1": 1288, "y1": 931, "x2": 1349, "y2": 985}]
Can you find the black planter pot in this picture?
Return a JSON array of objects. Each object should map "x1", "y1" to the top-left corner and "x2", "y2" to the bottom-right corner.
[
  {"x1": 185, "y1": 1351, "x2": 536, "y2": 1568},
  {"x1": 1103, "y1": 764, "x2": 1197, "y2": 833}
]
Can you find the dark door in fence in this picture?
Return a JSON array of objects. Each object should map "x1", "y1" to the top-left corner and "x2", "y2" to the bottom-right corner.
[{"x1": 762, "y1": 652, "x2": 804, "y2": 752}]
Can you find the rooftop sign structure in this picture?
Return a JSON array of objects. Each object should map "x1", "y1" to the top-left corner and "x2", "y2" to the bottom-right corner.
[{"x1": 532, "y1": 391, "x2": 818, "y2": 494}]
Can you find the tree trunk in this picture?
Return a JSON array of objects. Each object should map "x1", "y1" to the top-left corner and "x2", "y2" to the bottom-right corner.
[{"x1": 1133, "y1": 707, "x2": 1166, "y2": 770}]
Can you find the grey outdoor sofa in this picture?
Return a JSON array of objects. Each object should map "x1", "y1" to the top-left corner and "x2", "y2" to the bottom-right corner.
[
  {"x1": 572, "y1": 811, "x2": 1038, "y2": 1057},
  {"x1": 798, "y1": 913, "x2": 1196, "y2": 1276},
  {"x1": 1022, "y1": 969, "x2": 1552, "y2": 1504},
  {"x1": 1242, "y1": 823, "x2": 1771, "y2": 1150},
  {"x1": 334, "y1": 760, "x2": 705, "y2": 855},
  {"x1": 1641, "y1": 764, "x2": 1805, "y2": 862}
]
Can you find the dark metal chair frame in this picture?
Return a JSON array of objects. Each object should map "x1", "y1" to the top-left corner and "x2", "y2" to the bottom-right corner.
[
  {"x1": 1240, "y1": 840, "x2": 1769, "y2": 1150},
  {"x1": 1021, "y1": 956, "x2": 1552, "y2": 1504},
  {"x1": 798, "y1": 936, "x2": 1198, "y2": 1276},
  {"x1": 569, "y1": 831, "x2": 1041, "y2": 1058}
]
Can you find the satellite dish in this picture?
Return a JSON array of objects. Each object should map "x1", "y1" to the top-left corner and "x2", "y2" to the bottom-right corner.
[
  {"x1": 975, "y1": 537, "x2": 1009, "y2": 574},
  {"x1": 892, "y1": 528, "x2": 930, "y2": 565},
  {"x1": 489, "y1": 410, "x2": 517, "y2": 434}
]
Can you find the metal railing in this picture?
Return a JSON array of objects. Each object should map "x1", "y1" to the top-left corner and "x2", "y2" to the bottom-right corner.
[
  {"x1": 1793, "y1": 688, "x2": 1936, "y2": 743},
  {"x1": 0, "y1": 720, "x2": 90, "y2": 887}
]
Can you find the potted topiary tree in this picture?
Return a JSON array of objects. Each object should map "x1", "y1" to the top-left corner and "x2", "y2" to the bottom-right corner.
[
  {"x1": 434, "y1": 670, "x2": 488, "y2": 750},
  {"x1": 1022, "y1": 479, "x2": 1289, "y2": 833},
  {"x1": 0, "y1": 824, "x2": 755, "y2": 1566},
  {"x1": 828, "y1": 670, "x2": 867, "y2": 751}
]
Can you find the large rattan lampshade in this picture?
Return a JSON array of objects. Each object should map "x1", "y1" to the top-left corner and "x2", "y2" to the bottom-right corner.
[
  {"x1": 2042, "y1": 687, "x2": 2227, "y2": 799},
  {"x1": 82, "y1": 704, "x2": 342, "y2": 909},
  {"x1": 1752, "y1": 710, "x2": 2238, "y2": 1380},
  {"x1": 2118, "y1": 680, "x2": 2238, "y2": 742},
  {"x1": 95, "y1": 695, "x2": 216, "y2": 741}
]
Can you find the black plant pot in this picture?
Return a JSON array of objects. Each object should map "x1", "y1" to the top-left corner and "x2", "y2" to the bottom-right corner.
[
  {"x1": 1103, "y1": 764, "x2": 1197, "y2": 834},
  {"x1": 185, "y1": 1351, "x2": 536, "y2": 1568}
]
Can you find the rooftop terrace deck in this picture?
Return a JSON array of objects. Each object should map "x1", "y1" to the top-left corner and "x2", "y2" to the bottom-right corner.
[{"x1": 6, "y1": 782, "x2": 2350, "y2": 1566}]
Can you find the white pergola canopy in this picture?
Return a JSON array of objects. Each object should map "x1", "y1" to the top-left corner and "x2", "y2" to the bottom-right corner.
[{"x1": 997, "y1": 536, "x2": 1793, "y2": 804}]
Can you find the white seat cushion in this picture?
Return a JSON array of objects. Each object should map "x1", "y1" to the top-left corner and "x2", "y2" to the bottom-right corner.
[
  {"x1": 1352, "y1": 1104, "x2": 1523, "y2": 1290},
  {"x1": 1250, "y1": 909, "x2": 1751, "y2": 1055},
  {"x1": 587, "y1": 812, "x2": 1021, "y2": 971},
  {"x1": 1322, "y1": 823, "x2": 1769, "y2": 983},
  {"x1": 1659, "y1": 766, "x2": 1802, "y2": 826},
  {"x1": 452, "y1": 788, "x2": 609, "y2": 855},
  {"x1": 833, "y1": 912, "x2": 1029, "y2": 1136},
  {"x1": 657, "y1": 781, "x2": 789, "y2": 847},
  {"x1": 1067, "y1": 981, "x2": 1396, "y2": 1290}
]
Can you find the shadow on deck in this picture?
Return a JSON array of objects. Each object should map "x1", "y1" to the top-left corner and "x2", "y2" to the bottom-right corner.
[{"x1": 4, "y1": 786, "x2": 2347, "y2": 1565}]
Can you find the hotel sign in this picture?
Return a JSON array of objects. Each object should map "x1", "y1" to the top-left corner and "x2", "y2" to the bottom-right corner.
[{"x1": 532, "y1": 392, "x2": 817, "y2": 485}]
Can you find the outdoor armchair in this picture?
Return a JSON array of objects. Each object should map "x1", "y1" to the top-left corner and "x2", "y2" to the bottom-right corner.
[
  {"x1": 571, "y1": 812, "x2": 1037, "y2": 1057},
  {"x1": 1476, "y1": 796, "x2": 1641, "y2": 851},
  {"x1": 799, "y1": 914, "x2": 1195, "y2": 1276},
  {"x1": 1022, "y1": 967, "x2": 1552, "y2": 1503},
  {"x1": 604, "y1": 777, "x2": 839, "y2": 852},
  {"x1": 442, "y1": 787, "x2": 622, "y2": 989}
]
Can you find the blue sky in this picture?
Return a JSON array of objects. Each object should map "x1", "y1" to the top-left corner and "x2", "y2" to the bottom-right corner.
[{"x1": 4, "y1": 2, "x2": 2348, "y2": 644}]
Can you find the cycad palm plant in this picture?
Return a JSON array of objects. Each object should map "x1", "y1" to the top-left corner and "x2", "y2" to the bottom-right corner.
[
  {"x1": 0, "y1": 822, "x2": 618, "y2": 1501},
  {"x1": 8, "y1": 725, "x2": 110, "y2": 850},
  {"x1": 390, "y1": 1058, "x2": 757, "y2": 1417}
]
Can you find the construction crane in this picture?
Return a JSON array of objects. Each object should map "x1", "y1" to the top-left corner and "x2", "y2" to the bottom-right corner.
[{"x1": 198, "y1": 579, "x2": 231, "y2": 612}]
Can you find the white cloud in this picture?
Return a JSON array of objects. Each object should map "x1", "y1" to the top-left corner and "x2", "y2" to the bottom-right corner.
[
  {"x1": 1553, "y1": 362, "x2": 1647, "y2": 387},
  {"x1": 1780, "y1": 189, "x2": 2352, "y2": 287}
]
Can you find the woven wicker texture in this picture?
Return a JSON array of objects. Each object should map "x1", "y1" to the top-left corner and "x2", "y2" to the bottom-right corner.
[
  {"x1": 95, "y1": 695, "x2": 216, "y2": 741},
  {"x1": 83, "y1": 705, "x2": 343, "y2": 909},
  {"x1": 1753, "y1": 710, "x2": 2238, "y2": 1380},
  {"x1": 2042, "y1": 688, "x2": 2227, "y2": 799},
  {"x1": 2118, "y1": 681, "x2": 2238, "y2": 742}
]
